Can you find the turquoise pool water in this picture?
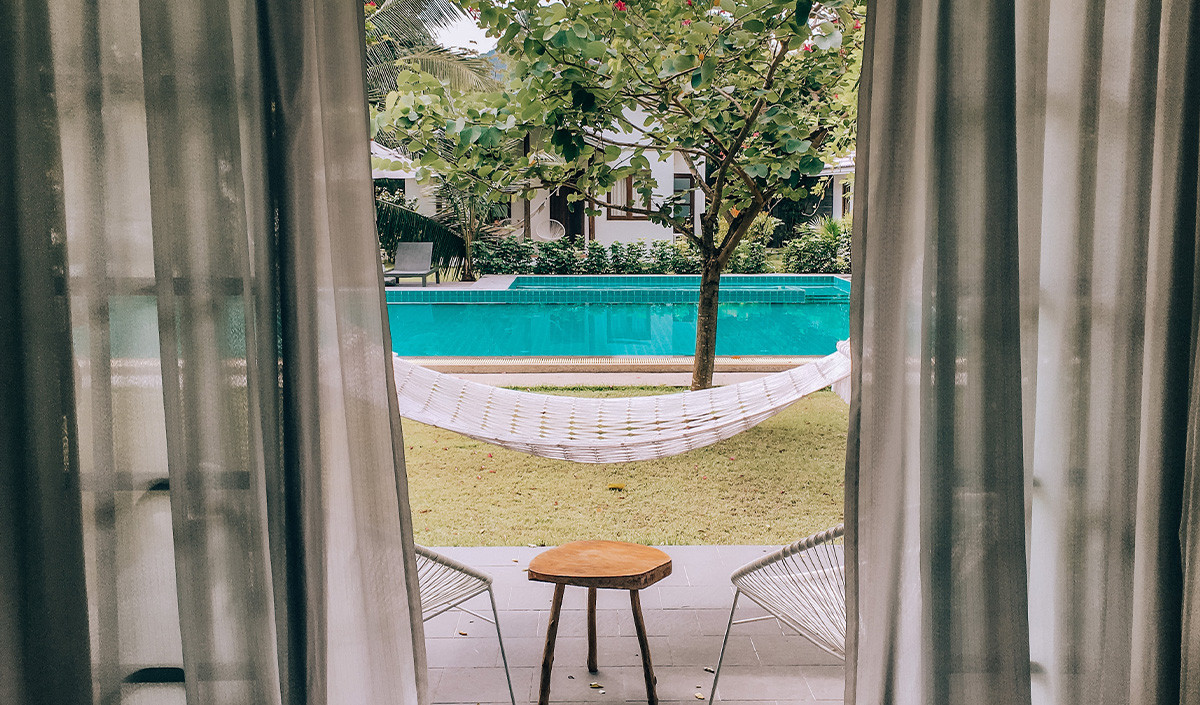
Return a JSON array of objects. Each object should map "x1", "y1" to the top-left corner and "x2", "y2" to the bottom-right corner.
[{"x1": 387, "y1": 275, "x2": 849, "y2": 357}]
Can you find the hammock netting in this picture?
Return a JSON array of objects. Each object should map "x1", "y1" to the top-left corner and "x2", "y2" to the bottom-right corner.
[{"x1": 392, "y1": 341, "x2": 851, "y2": 463}]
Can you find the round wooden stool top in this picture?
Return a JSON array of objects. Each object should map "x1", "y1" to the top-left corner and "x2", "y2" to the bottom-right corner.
[{"x1": 528, "y1": 540, "x2": 672, "y2": 590}]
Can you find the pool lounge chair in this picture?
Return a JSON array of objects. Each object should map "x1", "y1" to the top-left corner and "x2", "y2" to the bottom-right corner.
[{"x1": 385, "y1": 242, "x2": 439, "y2": 286}]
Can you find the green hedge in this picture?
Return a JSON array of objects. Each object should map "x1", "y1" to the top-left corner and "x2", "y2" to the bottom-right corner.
[
  {"x1": 781, "y1": 216, "x2": 851, "y2": 274},
  {"x1": 472, "y1": 237, "x2": 774, "y2": 275}
]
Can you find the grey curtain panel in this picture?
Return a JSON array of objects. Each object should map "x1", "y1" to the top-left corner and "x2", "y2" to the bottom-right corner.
[
  {"x1": 1, "y1": 0, "x2": 426, "y2": 702},
  {"x1": 847, "y1": 1, "x2": 1200, "y2": 704}
]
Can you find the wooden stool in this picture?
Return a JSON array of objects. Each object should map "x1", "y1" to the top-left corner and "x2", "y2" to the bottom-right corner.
[{"x1": 528, "y1": 541, "x2": 672, "y2": 705}]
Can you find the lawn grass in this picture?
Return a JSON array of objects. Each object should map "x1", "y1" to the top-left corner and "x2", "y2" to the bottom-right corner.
[{"x1": 402, "y1": 386, "x2": 847, "y2": 547}]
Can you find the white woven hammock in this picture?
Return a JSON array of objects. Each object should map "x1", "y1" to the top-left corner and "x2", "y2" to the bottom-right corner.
[{"x1": 392, "y1": 341, "x2": 851, "y2": 463}]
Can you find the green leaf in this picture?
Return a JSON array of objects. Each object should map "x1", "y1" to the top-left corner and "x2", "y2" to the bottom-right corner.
[
  {"x1": 547, "y1": 3, "x2": 568, "y2": 22},
  {"x1": 700, "y1": 56, "x2": 717, "y2": 85},
  {"x1": 477, "y1": 127, "x2": 503, "y2": 148},
  {"x1": 583, "y1": 41, "x2": 608, "y2": 59},
  {"x1": 797, "y1": 155, "x2": 825, "y2": 174},
  {"x1": 743, "y1": 18, "x2": 765, "y2": 33},
  {"x1": 813, "y1": 29, "x2": 842, "y2": 50},
  {"x1": 784, "y1": 138, "x2": 810, "y2": 153},
  {"x1": 572, "y1": 21, "x2": 589, "y2": 37}
]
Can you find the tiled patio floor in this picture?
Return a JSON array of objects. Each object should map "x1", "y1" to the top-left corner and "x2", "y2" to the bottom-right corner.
[{"x1": 425, "y1": 545, "x2": 844, "y2": 705}]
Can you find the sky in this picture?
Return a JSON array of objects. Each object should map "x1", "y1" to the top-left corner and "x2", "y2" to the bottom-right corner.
[{"x1": 435, "y1": 16, "x2": 498, "y2": 53}]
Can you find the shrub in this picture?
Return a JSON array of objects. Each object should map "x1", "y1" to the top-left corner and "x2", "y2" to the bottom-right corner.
[
  {"x1": 670, "y1": 240, "x2": 702, "y2": 274},
  {"x1": 581, "y1": 241, "x2": 610, "y2": 274},
  {"x1": 534, "y1": 239, "x2": 580, "y2": 274},
  {"x1": 744, "y1": 213, "x2": 784, "y2": 244},
  {"x1": 647, "y1": 239, "x2": 676, "y2": 274},
  {"x1": 729, "y1": 241, "x2": 769, "y2": 273},
  {"x1": 472, "y1": 236, "x2": 535, "y2": 274},
  {"x1": 782, "y1": 216, "x2": 851, "y2": 273},
  {"x1": 609, "y1": 240, "x2": 647, "y2": 274}
]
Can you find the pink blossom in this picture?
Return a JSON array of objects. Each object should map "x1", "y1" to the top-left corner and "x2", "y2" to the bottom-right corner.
[
  {"x1": 614, "y1": 0, "x2": 627, "y2": 10},
  {"x1": 854, "y1": 20, "x2": 861, "y2": 29},
  {"x1": 682, "y1": 18, "x2": 691, "y2": 25}
]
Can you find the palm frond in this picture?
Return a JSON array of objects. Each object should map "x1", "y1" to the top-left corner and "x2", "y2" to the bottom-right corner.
[
  {"x1": 366, "y1": 43, "x2": 497, "y2": 102},
  {"x1": 368, "y1": 0, "x2": 465, "y2": 46}
]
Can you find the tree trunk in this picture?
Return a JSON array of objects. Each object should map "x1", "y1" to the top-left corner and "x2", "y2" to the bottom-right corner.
[
  {"x1": 691, "y1": 252, "x2": 722, "y2": 390},
  {"x1": 461, "y1": 227, "x2": 477, "y2": 281}
]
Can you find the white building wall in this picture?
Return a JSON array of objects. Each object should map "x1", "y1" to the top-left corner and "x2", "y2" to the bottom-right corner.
[
  {"x1": 591, "y1": 150, "x2": 704, "y2": 245},
  {"x1": 403, "y1": 178, "x2": 437, "y2": 216}
]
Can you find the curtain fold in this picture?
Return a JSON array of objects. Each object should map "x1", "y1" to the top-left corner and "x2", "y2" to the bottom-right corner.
[
  {"x1": 2, "y1": 0, "x2": 426, "y2": 703},
  {"x1": 848, "y1": 0, "x2": 1200, "y2": 703},
  {"x1": 0, "y1": 2, "x2": 94, "y2": 704}
]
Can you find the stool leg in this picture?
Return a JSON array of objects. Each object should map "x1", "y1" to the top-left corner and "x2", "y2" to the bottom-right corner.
[
  {"x1": 538, "y1": 584, "x2": 566, "y2": 705},
  {"x1": 630, "y1": 589, "x2": 658, "y2": 705},
  {"x1": 587, "y1": 587, "x2": 598, "y2": 673}
]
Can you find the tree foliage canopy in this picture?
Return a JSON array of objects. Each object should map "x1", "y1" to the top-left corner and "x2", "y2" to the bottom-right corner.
[
  {"x1": 374, "y1": 0, "x2": 861, "y2": 255},
  {"x1": 371, "y1": 0, "x2": 864, "y2": 387}
]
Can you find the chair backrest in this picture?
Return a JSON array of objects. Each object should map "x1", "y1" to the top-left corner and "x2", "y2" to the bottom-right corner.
[
  {"x1": 732, "y1": 524, "x2": 845, "y2": 659},
  {"x1": 393, "y1": 242, "x2": 434, "y2": 271}
]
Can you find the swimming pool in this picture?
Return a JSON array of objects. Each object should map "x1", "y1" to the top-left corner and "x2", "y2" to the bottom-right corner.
[{"x1": 386, "y1": 275, "x2": 849, "y2": 357}]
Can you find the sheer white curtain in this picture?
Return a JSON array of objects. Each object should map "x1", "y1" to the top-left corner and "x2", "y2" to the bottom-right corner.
[
  {"x1": 847, "y1": 0, "x2": 1200, "y2": 703},
  {"x1": 1, "y1": 0, "x2": 427, "y2": 703}
]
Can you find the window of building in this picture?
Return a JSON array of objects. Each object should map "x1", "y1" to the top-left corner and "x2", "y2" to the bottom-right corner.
[
  {"x1": 672, "y1": 174, "x2": 695, "y2": 230},
  {"x1": 607, "y1": 176, "x2": 650, "y2": 220}
]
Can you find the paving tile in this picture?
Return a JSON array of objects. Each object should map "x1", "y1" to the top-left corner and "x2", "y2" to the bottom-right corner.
[
  {"x1": 683, "y1": 563, "x2": 737, "y2": 587},
  {"x1": 695, "y1": 609, "x2": 783, "y2": 637},
  {"x1": 659, "y1": 585, "x2": 736, "y2": 609},
  {"x1": 712, "y1": 667, "x2": 812, "y2": 701},
  {"x1": 533, "y1": 664, "x2": 639, "y2": 702},
  {"x1": 751, "y1": 636, "x2": 842, "y2": 667},
  {"x1": 799, "y1": 666, "x2": 845, "y2": 701},
  {"x1": 504, "y1": 581, "x2": 564, "y2": 610},
  {"x1": 430, "y1": 666, "x2": 535, "y2": 704},
  {"x1": 594, "y1": 586, "x2": 664, "y2": 611},
  {"x1": 495, "y1": 609, "x2": 548, "y2": 638},
  {"x1": 420, "y1": 546, "x2": 842, "y2": 705},
  {"x1": 425, "y1": 610, "x2": 468, "y2": 638},
  {"x1": 493, "y1": 636, "x2": 553, "y2": 669},
  {"x1": 617, "y1": 608, "x2": 701, "y2": 637},
  {"x1": 636, "y1": 665, "x2": 725, "y2": 702},
  {"x1": 426, "y1": 635, "x2": 501, "y2": 668},
  {"x1": 669, "y1": 634, "x2": 758, "y2": 668}
]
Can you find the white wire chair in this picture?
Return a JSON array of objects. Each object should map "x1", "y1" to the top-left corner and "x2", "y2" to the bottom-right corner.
[
  {"x1": 709, "y1": 524, "x2": 845, "y2": 700},
  {"x1": 533, "y1": 218, "x2": 566, "y2": 242},
  {"x1": 415, "y1": 545, "x2": 516, "y2": 705}
]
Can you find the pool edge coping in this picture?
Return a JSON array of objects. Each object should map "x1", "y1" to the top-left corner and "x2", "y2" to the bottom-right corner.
[{"x1": 399, "y1": 355, "x2": 823, "y2": 373}]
